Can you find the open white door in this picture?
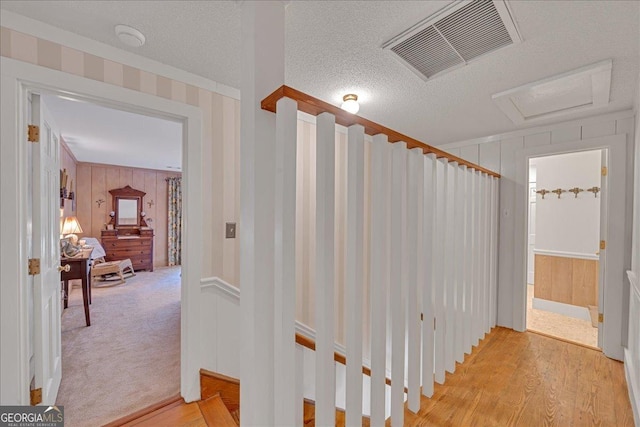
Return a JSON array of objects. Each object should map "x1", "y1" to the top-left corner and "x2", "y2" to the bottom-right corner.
[
  {"x1": 31, "y1": 93, "x2": 63, "y2": 405},
  {"x1": 597, "y1": 149, "x2": 608, "y2": 350}
]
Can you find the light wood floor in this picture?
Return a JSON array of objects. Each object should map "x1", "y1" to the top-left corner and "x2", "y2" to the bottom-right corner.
[{"x1": 398, "y1": 327, "x2": 633, "y2": 426}]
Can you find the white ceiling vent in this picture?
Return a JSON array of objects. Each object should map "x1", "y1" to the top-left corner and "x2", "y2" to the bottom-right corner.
[{"x1": 383, "y1": 0, "x2": 521, "y2": 80}]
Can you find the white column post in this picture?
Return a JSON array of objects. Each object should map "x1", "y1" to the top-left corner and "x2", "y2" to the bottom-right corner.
[
  {"x1": 406, "y1": 147, "x2": 423, "y2": 412},
  {"x1": 369, "y1": 134, "x2": 390, "y2": 426},
  {"x1": 390, "y1": 141, "x2": 408, "y2": 426},
  {"x1": 422, "y1": 153, "x2": 437, "y2": 397},
  {"x1": 273, "y1": 97, "x2": 298, "y2": 426},
  {"x1": 345, "y1": 124, "x2": 365, "y2": 426},
  {"x1": 315, "y1": 112, "x2": 336, "y2": 426},
  {"x1": 240, "y1": 2, "x2": 285, "y2": 424}
]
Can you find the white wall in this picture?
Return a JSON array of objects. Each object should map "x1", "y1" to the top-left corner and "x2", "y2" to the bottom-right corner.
[
  {"x1": 625, "y1": 73, "x2": 640, "y2": 424},
  {"x1": 439, "y1": 110, "x2": 635, "y2": 340},
  {"x1": 534, "y1": 150, "x2": 601, "y2": 256}
]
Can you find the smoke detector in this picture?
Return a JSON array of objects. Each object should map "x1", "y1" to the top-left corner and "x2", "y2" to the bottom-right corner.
[{"x1": 115, "y1": 25, "x2": 146, "y2": 48}]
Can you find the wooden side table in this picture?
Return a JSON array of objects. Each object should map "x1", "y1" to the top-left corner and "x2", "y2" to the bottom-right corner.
[{"x1": 61, "y1": 253, "x2": 92, "y2": 327}]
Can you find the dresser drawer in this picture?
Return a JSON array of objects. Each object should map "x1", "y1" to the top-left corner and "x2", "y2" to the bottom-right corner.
[
  {"x1": 106, "y1": 247, "x2": 152, "y2": 257},
  {"x1": 103, "y1": 238, "x2": 150, "y2": 249}
]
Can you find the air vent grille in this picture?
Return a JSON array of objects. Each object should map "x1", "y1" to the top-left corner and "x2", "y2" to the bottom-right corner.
[{"x1": 385, "y1": 0, "x2": 521, "y2": 80}]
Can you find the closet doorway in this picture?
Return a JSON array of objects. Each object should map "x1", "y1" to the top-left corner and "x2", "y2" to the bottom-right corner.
[{"x1": 525, "y1": 150, "x2": 603, "y2": 348}]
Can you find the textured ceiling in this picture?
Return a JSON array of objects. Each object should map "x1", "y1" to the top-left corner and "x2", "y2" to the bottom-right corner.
[
  {"x1": 43, "y1": 95, "x2": 182, "y2": 172},
  {"x1": 2, "y1": 0, "x2": 639, "y2": 146}
]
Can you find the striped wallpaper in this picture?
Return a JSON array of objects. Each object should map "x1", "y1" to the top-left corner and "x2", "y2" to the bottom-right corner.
[{"x1": 1, "y1": 25, "x2": 241, "y2": 284}]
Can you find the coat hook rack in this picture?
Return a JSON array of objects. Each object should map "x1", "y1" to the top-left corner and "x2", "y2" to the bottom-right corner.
[
  {"x1": 536, "y1": 189, "x2": 550, "y2": 199},
  {"x1": 568, "y1": 187, "x2": 584, "y2": 198},
  {"x1": 96, "y1": 199, "x2": 105, "y2": 208},
  {"x1": 586, "y1": 186, "x2": 600, "y2": 198},
  {"x1": 551, "y1": 188, "x2": 566, "y2": 199}
]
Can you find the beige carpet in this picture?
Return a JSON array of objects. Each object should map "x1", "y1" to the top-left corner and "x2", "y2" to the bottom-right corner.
[
  {"x1": 56, "y1": 266, "x2": 181, "y2": 427},
  {"x1": 526, "y1": 284, "x2": 598, "y2": 348}
]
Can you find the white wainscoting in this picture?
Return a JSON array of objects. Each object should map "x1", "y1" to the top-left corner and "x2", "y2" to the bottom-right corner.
[
  {"x1": 625, "y1": 271, "x2": 640, "y2": 425},
  {"x1": 199, "y1": 277, "x2": 391, "y2": 417}
]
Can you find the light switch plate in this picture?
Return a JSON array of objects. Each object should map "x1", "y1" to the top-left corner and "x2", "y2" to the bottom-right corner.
[{"x1": 225, "y1": 222, "x2": 236, "y2": 239}]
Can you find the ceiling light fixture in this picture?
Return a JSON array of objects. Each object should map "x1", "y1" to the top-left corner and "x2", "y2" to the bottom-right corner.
[
  {"x1": 115, "y1": 24, "x2": 146, "y2": 47},
  {"x1": 341, "y1": 94, "x2": 359, "y2": 114}
]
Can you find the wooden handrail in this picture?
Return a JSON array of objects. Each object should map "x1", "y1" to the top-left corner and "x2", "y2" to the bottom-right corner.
[
  {"x1": 261, "y1": 85, "x2": 500, "y2": 178},
  {"x1": 295, "y1": 333, "x2": 405, "y2": 391}
]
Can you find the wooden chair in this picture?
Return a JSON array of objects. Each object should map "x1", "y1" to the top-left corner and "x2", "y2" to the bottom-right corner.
[{"x1": 91, "y1": 258, "x2": 135, "y2": 287}]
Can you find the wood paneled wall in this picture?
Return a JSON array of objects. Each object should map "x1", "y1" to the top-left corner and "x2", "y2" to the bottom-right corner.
[
  {"x1": 76, "y1": 162, "x2": 180, "y2": 267},
  {"x1": 534, "y1": 254, "x2": 598, "y2": 307}
]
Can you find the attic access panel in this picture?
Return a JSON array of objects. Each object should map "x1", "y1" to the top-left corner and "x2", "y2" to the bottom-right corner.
[{"x1": 383, "y1": 0, "x2": 521, "y2": 80}]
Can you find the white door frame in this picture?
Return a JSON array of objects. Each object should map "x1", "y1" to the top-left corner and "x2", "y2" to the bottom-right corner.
[
  {"x1": 0, "y1": 57, "x2": 203, "y2": 404},
  {"x1": 513, "y1": 134, "x2": 627, "y2": 361}
]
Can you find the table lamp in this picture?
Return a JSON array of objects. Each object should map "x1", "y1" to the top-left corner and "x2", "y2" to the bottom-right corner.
[{"x1": 61, "y1": 216, "x2": 83, "y2": 245}]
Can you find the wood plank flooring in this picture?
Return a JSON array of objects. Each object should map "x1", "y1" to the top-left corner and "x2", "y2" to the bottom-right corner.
[
  {"x1": 107, "y1": 327, "x2": 633, "y2": 426},
  {"x1": 396, "y1": 327, "x2": 633, "y2": 427}
]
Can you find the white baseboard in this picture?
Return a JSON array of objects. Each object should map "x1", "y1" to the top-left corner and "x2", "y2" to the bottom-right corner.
[
  {"x1": 532, "y1": 297, "x2": 591, "y2": 321},
  {"x1": 624, "y1": 348, "x2": 640, "y2": 427}
]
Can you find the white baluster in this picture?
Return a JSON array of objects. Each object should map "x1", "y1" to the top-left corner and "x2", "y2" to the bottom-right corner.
[
  {"x1": 463, "y1": 166, "x2": 473, "y2": 355},
  {"x1": 315, "y1": 112, "x2": 336, "y2": 426},
  {"x1": 390, "y1": 142, "x2": 408, "y2": 426},
  {"x1": 421, "y1": 153, "x2": 436, "y2": 397},
  {"x1": 473, "y1": 170, "x2": 482, "y2": 346},
  {"x1": 484, "y1": 174, "x2": 492, "y2": 334},
  {"x1": 479, "y1": 173, "x2": 488, "y2": 340},
  {"x1": 407, "y1": 147, "x2": 423, "y2": 412},
  {"x1": 369, "y1": 134, "x2": 390, "y2": 426},
  {"x1": 445, "y1": 161, "x2": 456, "y2": 374},
  {"x1": 454, "y1": 164, "x2": 465, "y2": 364},
  {"x1": 491, "y1": 177, "x2": 499, "y2": 327},
  {"x1": 345, "y1": 125, "x2": 365, "y2": 426},
  {"x1": 434, "y1": 158, "x2": 447, "y2": 384},
  {"x1": 296, "y1": 344, "x2": 304, "y2": 426},
  {"x1": 274, "y1": 97, "x2": 298, "y2": 426}
]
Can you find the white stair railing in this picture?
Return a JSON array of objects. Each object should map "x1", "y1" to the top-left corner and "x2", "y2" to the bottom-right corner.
[{"x1": 256, "y1": 86, "x2": 500, "y2": 426}]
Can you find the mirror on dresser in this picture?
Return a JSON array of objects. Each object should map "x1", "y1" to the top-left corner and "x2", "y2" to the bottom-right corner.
[{"x1": 101, "y1": 185, "x2": 154, "y2": 271}]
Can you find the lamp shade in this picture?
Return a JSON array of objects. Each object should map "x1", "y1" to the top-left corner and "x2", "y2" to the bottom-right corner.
[{"x1": 61, "y1": 216, "x2": 83, "y2": 235}]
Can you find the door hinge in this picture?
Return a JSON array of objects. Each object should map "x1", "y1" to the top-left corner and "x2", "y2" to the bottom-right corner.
[
  {"x1": 601, "y1": 166, "x2": 608, "y2": 176},
  {"x1": 598, "y1": 313, "x2": 604, "y2": 323},
  {"x1": 30, "y1": 388, "x2": 42, "y2": 405},
  {"x1": 600, "y1": 240, "x2": 606, "y2": 250},
  {"x1": 28, "y1": 258, "x2": 41, "y2": 275},
  {"x1": 27, "y1": 125, "x2": 40, "y2": 143}
]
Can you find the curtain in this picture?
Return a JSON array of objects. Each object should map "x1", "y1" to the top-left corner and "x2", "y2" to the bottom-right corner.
[{"x1": 167, "y1": 177, "x2": 182, "y2": 266}]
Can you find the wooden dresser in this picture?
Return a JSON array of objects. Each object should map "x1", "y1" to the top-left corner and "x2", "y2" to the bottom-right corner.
[{"x1": 101, "y1": 228, "x2": 154, "y2": 272}]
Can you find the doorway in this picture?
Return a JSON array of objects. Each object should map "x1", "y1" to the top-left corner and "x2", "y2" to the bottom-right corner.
[
  {"x1": 39, "y1": 92, "x2": 184, "y2": 425},
  {"x1": 525, "y1": 150, "x2": 602, "y2": 348},
  {"x1": 0, "y1": 57, "x2": 203, "y2": 408}
]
